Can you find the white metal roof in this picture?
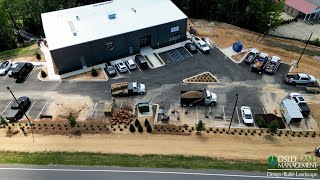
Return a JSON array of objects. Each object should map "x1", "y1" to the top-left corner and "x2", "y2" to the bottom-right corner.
[
  {"x1": 41, "y1": 0, "x2": 187, "y2": 50},
  {"x1": 282, "y1": 99, "x2": 303, "y2": 118}
]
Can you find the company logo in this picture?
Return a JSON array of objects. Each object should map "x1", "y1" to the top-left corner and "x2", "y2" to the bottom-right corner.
[{"x1": 268, "y1": 156, "x2": 278, "y2": 168}]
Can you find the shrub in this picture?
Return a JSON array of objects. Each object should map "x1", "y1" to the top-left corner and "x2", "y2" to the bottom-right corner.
[
  {"x1": 195, "y1": 120, "x2": 205, "y2": 133},
  {"x1": 135, "y1": 119, "x2": 140, "y2": 127},
  {"x1": 138, "y1": 125, "x2": 143, "y2": 133},
  {"x1": 67, "y1": 113, "x2": 77, "y2": 127},
  {"x1": 0, "y1": 116, "x2": 8, "y2": 126},
  {"x1": 35, "y1": 52, "x2": 41, "y2": 60},
  {"x1": 147, "y1": 125, "x2": 152, "y2": 133},
  {"x1": 256, "y1": 115, "x2": 267, "y2": 128},
  {"x1": 129, "y1": 124, "x2": 136, "y2": 133},
  {"x1": 268, "y1": 120, "x2": 279, "y2": 134},
  {"x1": 91, "y1": 68, "x2": 98, "y2": 77},
  {"x1": 144, "y1": 119, "x2": 150, "y2": 127},
  {"x1": 41, "y1": 70, "x2": 47, "y2": 78}
]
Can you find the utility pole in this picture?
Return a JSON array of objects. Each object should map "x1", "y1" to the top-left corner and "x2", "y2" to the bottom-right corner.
[
  {"x1": 228, "y1": 94, "x2": 239, "y2": 132},
  {"x1": 7, "y1": 87, "x2": 34, "y2": 142},
  {"x1": 297, "y1": 31, "x2": 313, "y2": 67}
]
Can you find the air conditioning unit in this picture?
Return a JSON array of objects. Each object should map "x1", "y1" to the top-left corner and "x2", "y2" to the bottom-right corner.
[{"x1": 108, "y1": 12, "x2": 116, "y2": 19}]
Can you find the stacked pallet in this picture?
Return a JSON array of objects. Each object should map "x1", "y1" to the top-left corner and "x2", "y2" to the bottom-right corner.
[
  {"x1": 111, "y1": 82, "x2": 128, "y2": 92},
  {"x1": 110, "y1": 108, "x2": 133, "y2": 125}
]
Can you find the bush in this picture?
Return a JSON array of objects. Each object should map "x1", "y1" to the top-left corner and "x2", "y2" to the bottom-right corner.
[
  {"x1": 135, "y1": 119, "x2": 140, "y2": 127},
  {"x1": 144, "y1": 119, "x2": 150, "y2": 127},
  {"x1": 0, "y1": 116, "x2": 8, "y2": 126},
  {"x1": 41, "y1": 70, "x2": 47, "y2": 78},
  {"x1": 308, "y1": 38, "x2": 320, "y2": 47},
  {"x1": 268, "y1": 120, "x2": 279, "y2": 134},
  {"x1": 91, "y1": 68, "x2": 98, "y2": 77},
  {"x1": 256, "y1": 115, "x2": 267, "y2": 128},
  {"x1": 35, "y1": 52, "x2": 41, "y2": 60},
  {"x1": 138, "y1": 125, "x2": 143, "y2": 133},
  {"x1": 67, "y1": 113, "x2": 77, "y2": 127},
  {"x1": 129, "y1": 124, "x2": 136, "y2": 133},
  {"x1": 147, "y1": 125, "x2": 152, "y2": 133},
  {"x1": 195, "y1": 120, "x2": 205, "y2": 133}
]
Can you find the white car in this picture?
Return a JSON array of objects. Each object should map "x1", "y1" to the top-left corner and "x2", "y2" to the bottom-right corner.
[
  {"x1": 115, "y1": 61, "x2": 128, "y2": 73},
  {"x1": 241, "y1": 106, "x2": 254, "y2": 125},
  {"x1": 125, "y1": 58, "x2": 136, "y2": 70},
  {"x1": 0, "y1": 60, "x2": 12, "y2": 75}
]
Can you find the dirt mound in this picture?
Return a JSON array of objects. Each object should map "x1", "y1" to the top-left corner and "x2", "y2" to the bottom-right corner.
[{"x1": 181, "y1": 91, "x2": 203, "y2": 99}]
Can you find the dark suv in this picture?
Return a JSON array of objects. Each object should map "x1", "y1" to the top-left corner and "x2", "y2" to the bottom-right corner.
[
  {"x1": 6, "y1": 96, "x2": 31, "y2": 122},
  {"x1": 11, "y1": 62, "x2": 34, "y2": 80},
  {"x1": 135, "y1": 55, "x2": 148, "y2": 69}
]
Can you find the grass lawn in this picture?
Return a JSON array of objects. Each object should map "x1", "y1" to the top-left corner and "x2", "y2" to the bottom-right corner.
[
  {"x1": 0, "y1": 151, "x2": 270, "y2": 172},
  {"x1": 0, "y1": 43, "x2": 39, "y2": 61}
]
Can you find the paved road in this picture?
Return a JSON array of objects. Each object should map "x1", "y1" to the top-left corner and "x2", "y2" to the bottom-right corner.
[{"x1": 0, "y1": 165, "x2": 316, "y2": 180}]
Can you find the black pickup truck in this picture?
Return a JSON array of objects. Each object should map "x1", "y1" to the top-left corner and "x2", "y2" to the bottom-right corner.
[{"x1": 5, "y1": 96, "x2": 31, "y2": 122}]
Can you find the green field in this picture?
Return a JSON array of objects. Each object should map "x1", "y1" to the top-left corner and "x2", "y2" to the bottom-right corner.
[
  {"x1": 0, "y1": 43, "x2": 39, "y2": 62},
  {"x1": 0, "y1": 151, "x2": 270, "y2": 172}
]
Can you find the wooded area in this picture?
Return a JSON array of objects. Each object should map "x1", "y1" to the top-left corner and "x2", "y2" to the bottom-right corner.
[{"x1": 0, "y1": 0, "x2": 284, "y2": 52}]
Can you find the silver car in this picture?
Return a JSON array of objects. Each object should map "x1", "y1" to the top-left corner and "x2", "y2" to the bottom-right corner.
[
  {"x1": 0, "y1": 60, "x2": 12, "y2": 75},
  {"x1": 115, "y1": 61, "x2": 128, "y2": 73},
  {"x1": 125, "y1": 58, "x2": 137, "y2": 70}
]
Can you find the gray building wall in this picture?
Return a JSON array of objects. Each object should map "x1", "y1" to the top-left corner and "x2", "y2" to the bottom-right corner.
[
  {"x1": 51, "y1": 18, "x2": 187, "y2": 74},
  {"x1": 284, "y1": 4, "x2": 301, "y2": 17}
]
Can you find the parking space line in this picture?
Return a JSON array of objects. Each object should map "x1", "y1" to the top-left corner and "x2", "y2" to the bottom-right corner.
[
  {"x1": 236, "y1": 107, "x2": 240, "y2": 127},
  {"x1": 127, "y1": 69, "x2": 132, "y2": 75},
  {"x1": 26, "y1": 101, "x2": 37, "y2": 115},
  {"x1": 183, "y1": 46, "x2": 193, "y2": 57},
  {"x1": 136, "y1": 63, "x2": 142, "y2": 72},
  {"x1": 113, "y1": 68, "x2": 122, "y2": 78},
  {"x1": 91, "y1": 102, "x2": 98, "y2": 118},
  {"x1": 1, "y1": 101, "x2": 12, "y2": 116},
  {"x1": 3, "y1": 74, "x2": 9, "y2": 80},
  {"x1": 36, "y1": 101, "x2": 48, "y2": 120},
  {"x1": 263, "y1": 108, "x2": 266, "y2": 114},
  {"x1": 222, "y1": 106, "x2": 226, "y2": 126},
  {"x1": 197, "y1": 49, "x2": 203, "y2": 54}
]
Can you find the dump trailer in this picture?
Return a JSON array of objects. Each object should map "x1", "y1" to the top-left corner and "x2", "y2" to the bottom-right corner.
[
  {"x1": 264, "y1": 56, "x2": 281, "y2": 74},
  {"x1": 244, "y1": 48, "x2": 259, "y2": 64},
  {"x1": 280, "y1": 99, "x2": 303, "y2": 124},
  {"x1": 111, "y1": 82, "x2": 145, "y2": 97},
  {"x1": 250, "y1": 53, "x2": 268, "y2": 73},
  {"x1": 180, "y1": 89, "x2": 217, "y2": 107}
]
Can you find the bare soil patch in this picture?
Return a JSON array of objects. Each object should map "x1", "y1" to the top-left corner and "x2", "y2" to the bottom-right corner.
[
  {"x1": 231, "y1": 52, "x2": 246, "y2": 62},
  {"x1": 65, "y1": 69, "x2": 105, "y2": 80},
  {"x1": 309, "y1": 104, "x2": 320, "y2": 128},
  {"x1": 189, "y1": 19, "x2": 320, "y2": 79}
]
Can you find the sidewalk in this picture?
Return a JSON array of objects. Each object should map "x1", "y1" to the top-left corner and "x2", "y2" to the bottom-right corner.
[{"x1": 39, "y1": 44, "x2": 61, "y2": 81}]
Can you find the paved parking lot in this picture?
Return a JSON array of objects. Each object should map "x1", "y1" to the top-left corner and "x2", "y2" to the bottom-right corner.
[
  {"x1": 0, "y1": 99, "x2": 49, "y2": 121},
  {"x1": 158, "y1": 47, "x2": 192, "y2": 64}
]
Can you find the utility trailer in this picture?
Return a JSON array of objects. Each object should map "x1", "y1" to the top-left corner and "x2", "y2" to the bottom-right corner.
[
  {"x1": 180, "y1": 89, "x2": 217, "y2": 107},
  {"x1": 250, "y1": 53, "x2": 268, "y2": 73},
  {"x1": 280, "y1": 99, "x2": 303, "y2": 124},
  {"x1": 264, "y1": 56, "x2": 281, "y2": 74},
  {"x1": 244, "y1": 48, "x2": 259, "y2": 64},
  {"x1": 111, "y1": 82, "x2": 145, "y2": 97}
]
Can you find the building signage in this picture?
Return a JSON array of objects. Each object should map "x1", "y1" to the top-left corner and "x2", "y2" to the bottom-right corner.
[
  {"x1": 171, "y1": 26, "x2": 179, "y2": 33},
  {"x1": 105, "y1": 41, "x2": 114, "y2": 52}
]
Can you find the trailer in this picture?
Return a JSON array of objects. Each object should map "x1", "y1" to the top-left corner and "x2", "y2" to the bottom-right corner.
[
  {"x1": 280, "y1": 99, "x2": 303, "y2": 124},
  {"x1": 250, "y1": 53, "x2": 268, "y2": 73},
  {"x1": 244, "y1": 48, "x2": 259, "y2": 64},
  {"x1": 111, "y1": 82, "x2": 145, "y2": 97},
  {"x1": 180, "y1": 89, "x2": 217, "y2": 107},
  {"x1": 306, "y1": 81, "x2": 320, "y2": 94},
  {"x1": 264, "y1": 56, "x2": 281, "y2": 74}
]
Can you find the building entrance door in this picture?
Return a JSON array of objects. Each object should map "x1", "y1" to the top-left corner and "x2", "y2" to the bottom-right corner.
[
  {"x1": 80, "y1": 56, "x2": 87, "y2": 69},
  {"x1": 140, "y1": 36, "x2": 151, "y2": 47}
]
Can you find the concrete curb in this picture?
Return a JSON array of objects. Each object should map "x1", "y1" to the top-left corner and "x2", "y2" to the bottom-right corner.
[{"x1": 182, "y1": 71, "x2": 220, "y2": 84}]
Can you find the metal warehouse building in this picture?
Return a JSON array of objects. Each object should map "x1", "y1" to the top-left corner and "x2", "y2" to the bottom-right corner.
[{"x1": 41, "y1": 0, "x2": 188, "y2": 74}]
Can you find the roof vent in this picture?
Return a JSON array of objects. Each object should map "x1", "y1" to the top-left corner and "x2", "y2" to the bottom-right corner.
[
  {"x1": 108, "y1": 12, "x2": 116, "y2": 19},
  {"x1": 131, "y1": 8, "x2": 136, "y2": 13},
  {"x1": 76, "y1": 16, "x2": 80, "y2": 21}
]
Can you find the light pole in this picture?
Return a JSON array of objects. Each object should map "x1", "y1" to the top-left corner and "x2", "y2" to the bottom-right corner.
[
  {"x1": 228, "y1": 93, "x2": 239, "y2": 132},
  {"x1": 297, "y1": 31, "x2": 313, "y2": 67},
  {"x1": 7, "y1": 87, "x2": 34, "y2": 142}
]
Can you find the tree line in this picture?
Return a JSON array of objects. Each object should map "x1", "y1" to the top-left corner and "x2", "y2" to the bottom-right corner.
[
  {"x1": 173, "y1": 0, "x2": 284, "y2": 33},
  {"x1": 0, "y1": 0, "x2": 106, "y2": 51},
  {"x1": 0, "y1": 0, "x2": 284, "y2": 52}
]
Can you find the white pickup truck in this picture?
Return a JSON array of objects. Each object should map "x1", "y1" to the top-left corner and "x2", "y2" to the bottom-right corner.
[{"x1": 191, "y1": 36, "x2": 210, "y2": 53}]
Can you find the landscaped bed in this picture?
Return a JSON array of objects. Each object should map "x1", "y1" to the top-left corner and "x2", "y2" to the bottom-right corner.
[
  {"x1": 255, "y1": 114, "x2": 286, "y2": 129},
  {"x1": 65, "y1": 69, "x2": 106, "y2": 80}
]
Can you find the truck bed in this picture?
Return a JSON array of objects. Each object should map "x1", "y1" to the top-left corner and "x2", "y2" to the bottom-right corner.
[
  {"x1": 244, "y1": 52, "x2": 257, "y2": 64},
  {"x1": 264, "y1": 60, "x2": 281, "y2": 74}
]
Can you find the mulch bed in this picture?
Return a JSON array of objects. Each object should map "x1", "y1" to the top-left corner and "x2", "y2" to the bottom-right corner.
[{"x1": 255, "y1": 114, "x2": 286, "y2": 129}]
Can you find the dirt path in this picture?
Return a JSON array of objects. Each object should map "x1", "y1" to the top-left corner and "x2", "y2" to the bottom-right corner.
[{"x1": 0, "y1": 132, "x2": 318, "y2": 163}]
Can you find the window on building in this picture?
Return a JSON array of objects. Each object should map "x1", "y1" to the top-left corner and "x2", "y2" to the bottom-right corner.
[{"x1": 105, "y1": 41, "x2": 114, "y2": 52}]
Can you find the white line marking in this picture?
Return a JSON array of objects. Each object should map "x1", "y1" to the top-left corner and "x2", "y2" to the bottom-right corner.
[
  {"x1": 197, "y1": 49, "x2": 203, "y2": 54},
  {"x1": 263, "y1": 108, "x2": 266, "y2": 114},
  {"x1": 222, "y1": 106, "x2": 226, "y2": 127},
  {"x1": 3, "y1": 74, "x2": 9, "y2": 79},
  {"x1": 136, "y1": 63, "x2": 142, "y2": 72},
  {"x1": 1, "y1": 101, "x2": 12, "y2": 115},
  {"x1": 0, "y1": 168, "x2": 314, "y2": 180},
  {"x1": 114, "y1": 68, "x2": 122, "y2": 78},
  {"x1": 127, "y1": 69, "x2": 131, "y2": 75},
  {"x1": 36, "y1": 101, "x2": 48, "y2": 120},
  {"x1": 183, "y1": 46, "x2": 193, "y2": 57},
  {"x1": 91, "y1": 102, "x2": 98, "y2": 118},
  {"x1": 236, "y1": 107, "x2": 240, "y2": 127},
  {"x1": 26, "y1": 101, "x2": 37, "y2": 115}
]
